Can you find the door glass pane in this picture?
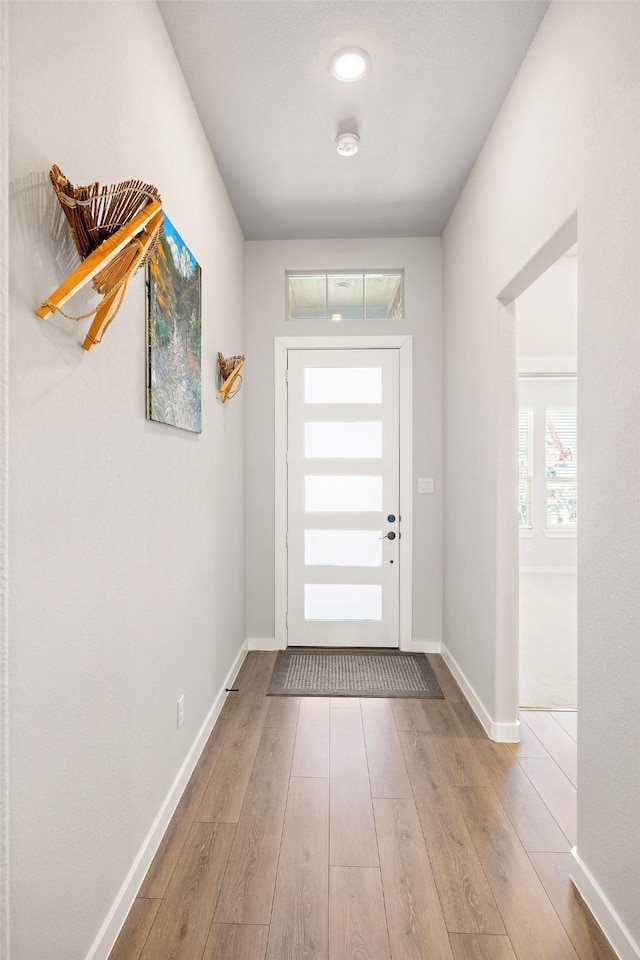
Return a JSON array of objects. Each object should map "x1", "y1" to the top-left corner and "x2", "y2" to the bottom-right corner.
[
  {"x1": 304, "y1": 367, "x2": 382, "y2": 404},
  {"x1": 305, "y1": 530, "x2": 382, "y2": 567},
  {"x1": 305, "y1": 421, "x2": 382, "y2": 459},
  {"x1": 305, "y1": 475, "x2": 382, "y2": 512},
  {"x1": 327, "y1": 274, "x2": 364, "y2": 321},
  {"x1": 304, "y1": 584, "x2": 382, "y2": 621}
]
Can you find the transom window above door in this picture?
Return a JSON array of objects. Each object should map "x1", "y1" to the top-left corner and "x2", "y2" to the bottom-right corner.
[{"x1": 286, "y1": 271, "x2": 404, "y2": 321}]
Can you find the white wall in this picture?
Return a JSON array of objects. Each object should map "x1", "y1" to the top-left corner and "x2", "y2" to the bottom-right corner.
[
  {"x1": 8, "y1": 4, "x2": 245, "y2": 959},
  {"x1": 443, "y1": 0, "x2": 639, "y2": 949},
  {"x1": 244, "y1": 239, "x2": 442, "y2": 648},
  {"x1": 516, "y1": 253, "x2": 577, "y2": 372}
]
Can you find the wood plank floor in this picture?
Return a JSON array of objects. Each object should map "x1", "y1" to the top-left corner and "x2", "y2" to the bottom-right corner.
[{"x1": 109, "y1": 654, "x2": 616, "y2": 960}]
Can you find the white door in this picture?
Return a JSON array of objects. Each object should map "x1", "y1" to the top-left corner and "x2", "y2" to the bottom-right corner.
[{"x1": 287, "y1": 349, "x2": 400, "y2": 647}]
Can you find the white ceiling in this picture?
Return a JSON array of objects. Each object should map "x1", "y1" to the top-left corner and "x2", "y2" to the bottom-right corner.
[{"x1": 159, "y1": 0, "x2": 549, "y2": 241}]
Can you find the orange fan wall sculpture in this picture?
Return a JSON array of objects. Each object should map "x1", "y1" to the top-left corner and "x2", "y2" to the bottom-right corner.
[{"x1": 36, "y1": 165, "x2": 163, "y2": 350}]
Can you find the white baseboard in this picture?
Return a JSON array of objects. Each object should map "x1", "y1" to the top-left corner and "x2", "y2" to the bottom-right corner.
[
  {"x1": 571, "y1": 848, "x2": 640, "y2": 960},
  {"x1": 404, "y1": 638, "x2": 442, "y2": 654},
  {"x1": 247, "y1": 636, "x2": 285, "y2": 651},
  {"x1": 441, "y1": 644, "x2": 521, "y2": 743},
  {"x1": 85, "y1": 641, "x2": 248, "y2": 960}
]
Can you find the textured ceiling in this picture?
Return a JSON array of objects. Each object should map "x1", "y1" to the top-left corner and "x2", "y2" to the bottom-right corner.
[{"x1": 159, "y1": 0, "x2": 549, "y2": 240}]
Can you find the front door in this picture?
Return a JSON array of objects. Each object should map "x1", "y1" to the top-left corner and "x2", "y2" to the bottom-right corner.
[{"x1": 286, "y1": 348, "x2": 400, "y2": 647}]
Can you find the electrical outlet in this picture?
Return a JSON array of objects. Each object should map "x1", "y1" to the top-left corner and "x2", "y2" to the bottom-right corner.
[{"x1": 177, "y1": 695, "x2": 184, "y2": 729}]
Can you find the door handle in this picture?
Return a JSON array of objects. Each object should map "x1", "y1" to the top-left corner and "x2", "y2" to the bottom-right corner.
[{"x1": 380, "y1": 531, "x2": 396, "y2": 540}]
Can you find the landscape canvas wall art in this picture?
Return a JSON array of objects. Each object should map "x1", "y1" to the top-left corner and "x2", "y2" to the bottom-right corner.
[{"x1": 147, "y1": 213, "x2": 202, "y2": 433}]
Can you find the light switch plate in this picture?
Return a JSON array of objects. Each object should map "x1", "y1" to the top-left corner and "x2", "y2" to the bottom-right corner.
[{"x1": 418, "y1": 477, "x2": 434, "y2": 494}]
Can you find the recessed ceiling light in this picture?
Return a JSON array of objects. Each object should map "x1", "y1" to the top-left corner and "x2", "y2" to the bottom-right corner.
[
  {"x1": 330, "y1": 47, "x2": 370, "y2": 82},
  {"x1": 335, "y1": 133, "x2": 360, "y2": 157}
]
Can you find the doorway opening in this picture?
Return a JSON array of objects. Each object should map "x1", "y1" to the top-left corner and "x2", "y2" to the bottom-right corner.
[
  {"x1": 516, "y1": 250, "x2": 578, "y2": 715},
  {"x1": 508, "y1": 243, "x2": 578, "y2": 822},
  {"x1": 495, "y1": 212, "x2": 578, "y2": 746}
]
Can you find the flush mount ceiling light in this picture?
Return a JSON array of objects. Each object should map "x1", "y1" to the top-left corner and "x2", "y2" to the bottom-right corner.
[
  {"x1": 330, "y1": 47, "x2": 370, "y2": 82},
  {"x1": 335, "y1": 132, "x2": 360, "y2": 157}
]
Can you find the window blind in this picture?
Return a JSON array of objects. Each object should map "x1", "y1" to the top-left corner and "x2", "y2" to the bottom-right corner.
[
  {"x1": 545, "y1": 409, "x2": 577, "y2": 526},
  {"x1": 519, "y1": 409, "x2": 533, "y2": 528}
]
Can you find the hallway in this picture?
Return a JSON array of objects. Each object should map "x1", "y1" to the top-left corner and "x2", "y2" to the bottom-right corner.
[{"x1": 109, "y1": 653, "x2": 611, "y2": 960}]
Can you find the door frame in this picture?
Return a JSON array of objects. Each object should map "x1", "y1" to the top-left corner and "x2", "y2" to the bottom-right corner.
[
  {"x1": 0, "y1": 6, "x2": 9, "y2": 956},
  {"x1": 274, "y1": 335, "x2": 413, "y2": 651},
  {"x1": 494, "y1": 212, "x2": 577, "y2": 732}
]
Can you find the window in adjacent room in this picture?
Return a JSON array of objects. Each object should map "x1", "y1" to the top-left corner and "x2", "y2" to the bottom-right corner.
[{"x1": 545, "y1": 408, "x2": 577, "y2": 528}]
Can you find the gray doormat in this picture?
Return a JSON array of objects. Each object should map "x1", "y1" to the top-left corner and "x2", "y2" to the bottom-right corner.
[{"x1": 267, "y1": 650, "x2": 444, "y2": 699}]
